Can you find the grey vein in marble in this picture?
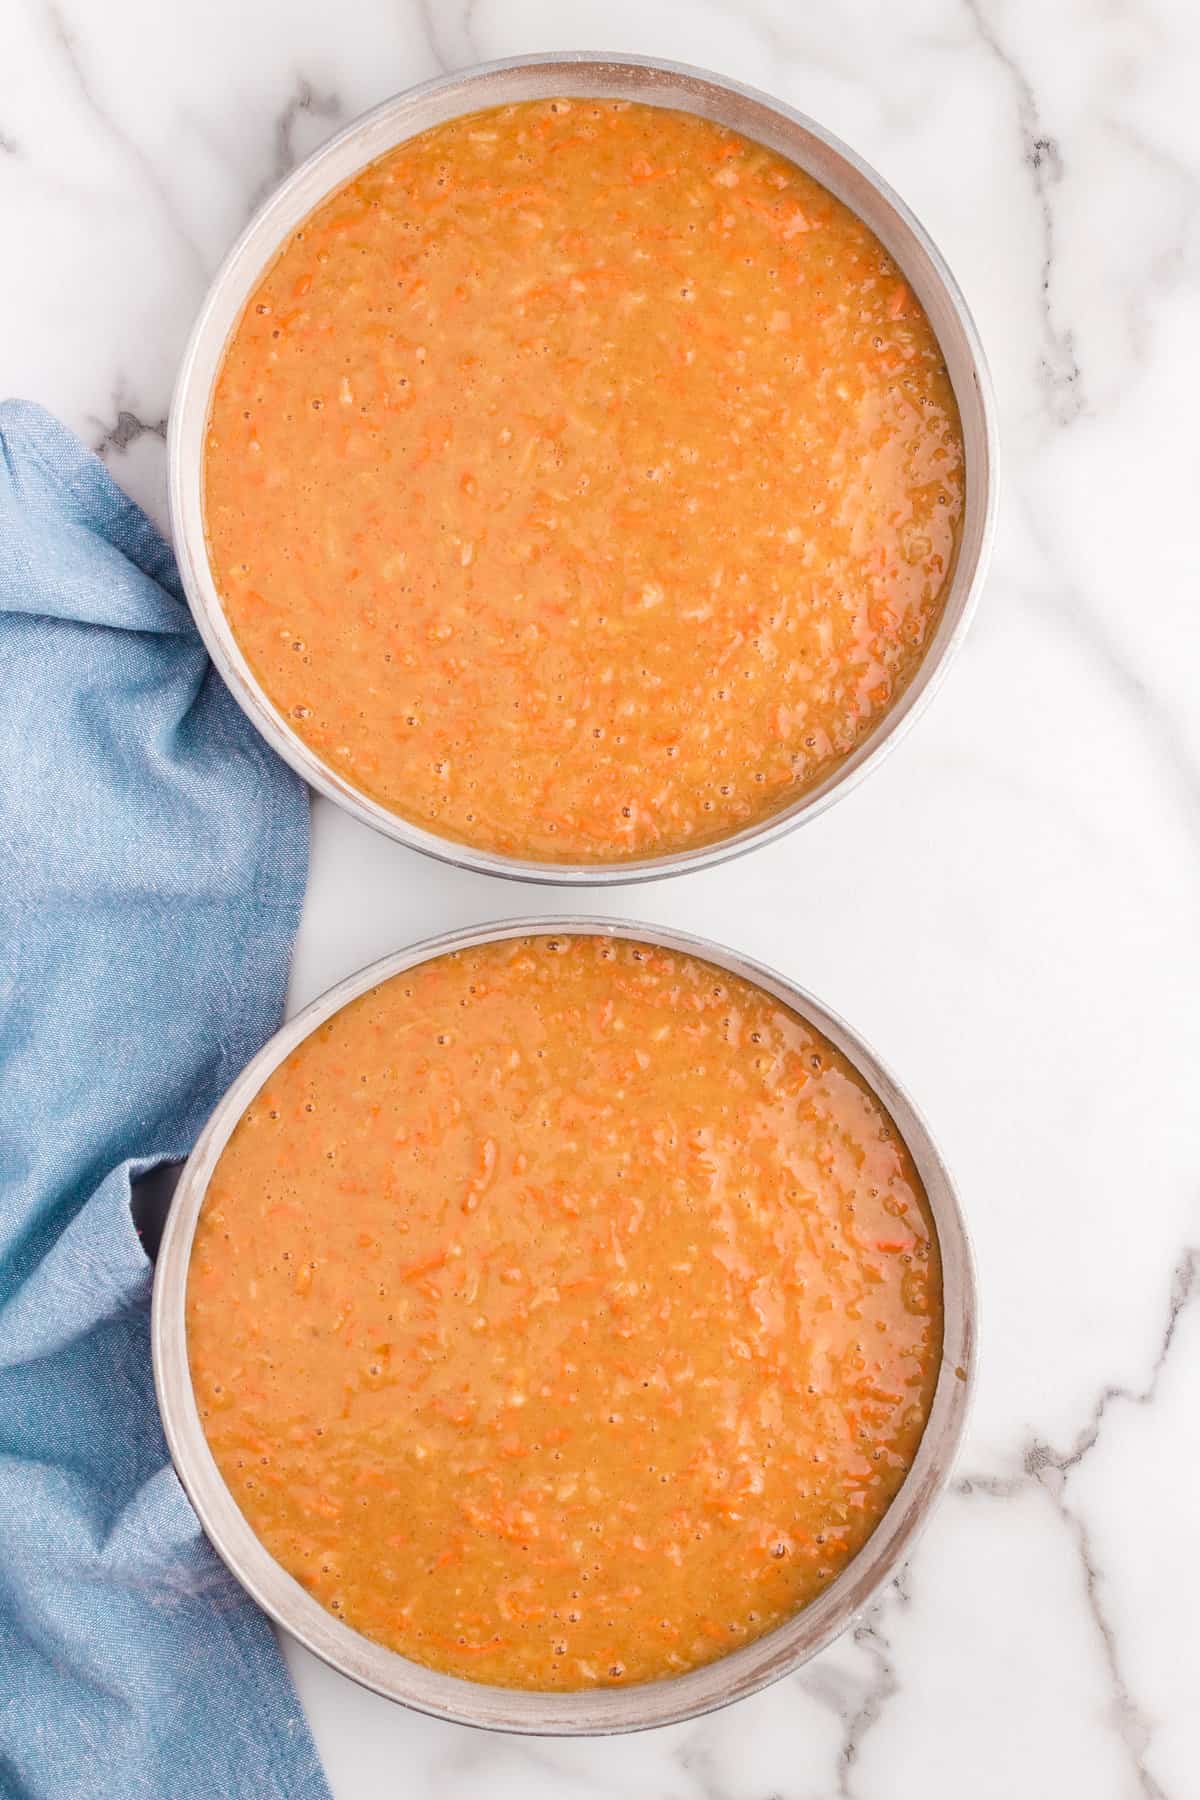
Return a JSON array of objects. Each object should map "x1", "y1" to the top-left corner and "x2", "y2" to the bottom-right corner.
[
  {"x1": 45, "y1": 2, "x2": 207, "y2": 278},
  {"x1": 413, "y1": 0, "x2": 481, "y2": 77},
  {"x1": 676, "y1": 1736, "x2": 743, "y2": 1800},
  {"x1": 787, "y1": 1566, "x2": 912, "y2": 1799},
  {"x1": 1017, "y1": 485, "x2": 1200, "y2": 847},
  {"x1": 1097, "y1": 116, "x2": 1200, "y2": 369},
  {"x1": 1028, "y1": 1249, "x2": 1197, "y2": 1480},
  {"x1": 91, "y1": 406, "x2": 167, "y2": 460},
  {"x1": 963, "y1": 0, "x2": 1085, "y2": 426},
  {"x1": 249, "y1": 76, "x2": 343, "y2": 213},
  {"x1": 956, "y1": 1249, "x2": 1198, "y2": 1800},
  {"x1": 835, "y1": 1615, "x2": 902, "y2": 1798}
]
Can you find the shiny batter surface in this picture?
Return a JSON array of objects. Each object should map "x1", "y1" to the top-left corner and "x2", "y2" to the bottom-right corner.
[
  {"x1": 188, "y1": 936, "x2": 943, "y2": 1689},
  {"x1": 204, "y1": 100, "x2": 964, "y2": 863}
]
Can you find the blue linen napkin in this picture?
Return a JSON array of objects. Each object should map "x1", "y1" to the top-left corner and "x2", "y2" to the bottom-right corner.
[{"x1": 0, "y1": 402, "x2": 330, "y2": 1800}]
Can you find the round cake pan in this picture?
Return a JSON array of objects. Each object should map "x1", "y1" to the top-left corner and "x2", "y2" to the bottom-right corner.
[
  {"x1": 152, "y1": 917, "x2": 976, "y2": 1735},
  {"x1": 169, "y1": 52, "x2": 997, "y2": 887}
]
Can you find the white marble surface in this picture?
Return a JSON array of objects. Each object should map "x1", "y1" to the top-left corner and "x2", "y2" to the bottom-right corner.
[{"x1": 4, "y1": 0, "x2": 1198, "y2": 1793}]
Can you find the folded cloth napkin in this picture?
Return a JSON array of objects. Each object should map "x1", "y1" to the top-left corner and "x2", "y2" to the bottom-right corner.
[{"x1": 0, "y1": 402, "x2": 330, "y2": 1800}]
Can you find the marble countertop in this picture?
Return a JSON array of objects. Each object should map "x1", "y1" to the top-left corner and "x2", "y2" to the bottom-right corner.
[{"x1": 4, "y1": 1, "x2": 1197, "y2": 1794}]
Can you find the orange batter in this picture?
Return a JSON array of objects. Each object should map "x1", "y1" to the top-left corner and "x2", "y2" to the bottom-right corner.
[
  {"x1": 204, "y1": 99, "x2": 964, "y2": 863},
  {"x1": 188, "y1": 935, "x2": 943, "y2": 1689}
]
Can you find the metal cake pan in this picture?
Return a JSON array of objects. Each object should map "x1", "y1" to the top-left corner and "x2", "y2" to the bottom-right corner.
[
  {"x1": 168, "y1": 54, "x2": 998, "y2": 885},
  {"x1": 153, "y1": 917, "x2": 977, "y2": 1733}
]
